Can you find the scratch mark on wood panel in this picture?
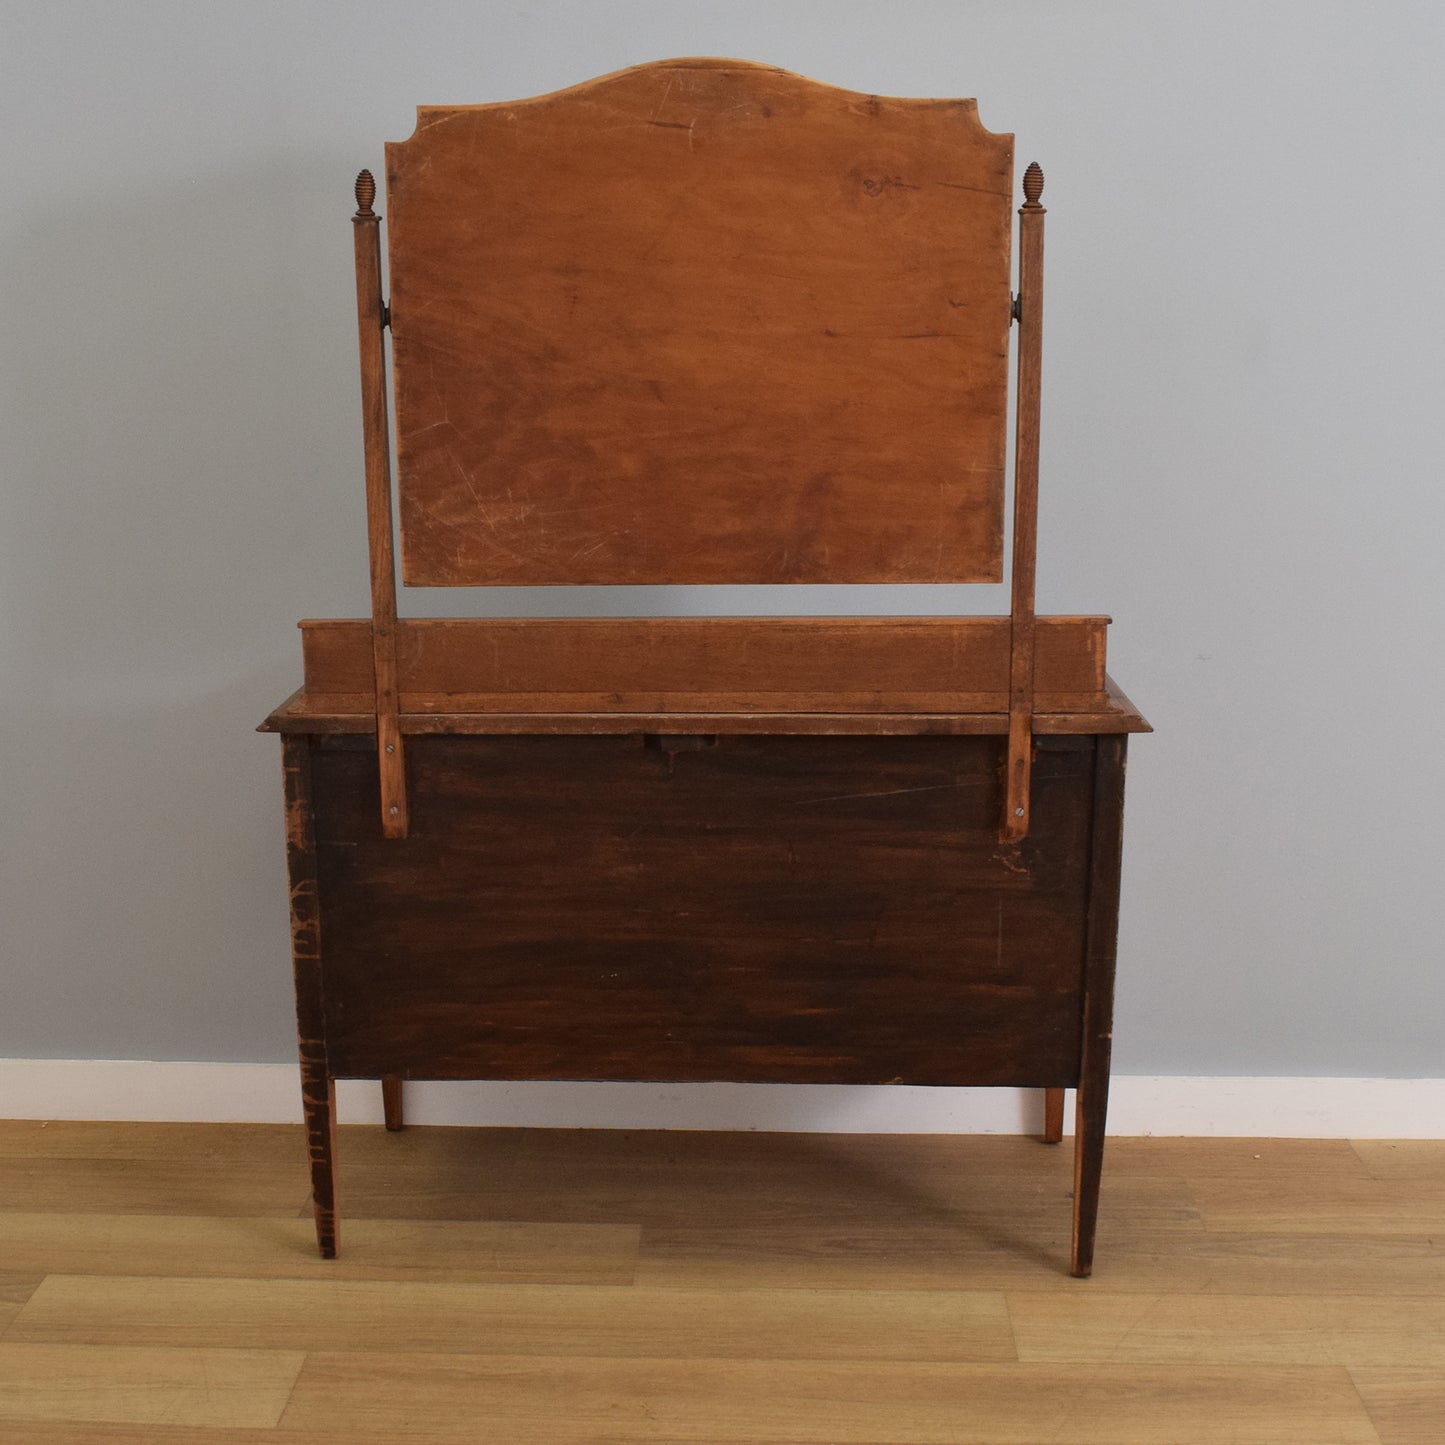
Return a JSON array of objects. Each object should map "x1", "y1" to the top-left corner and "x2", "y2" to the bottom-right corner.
[{"x1": 791, "y1": 782, "x2": 980, "y2": 806}]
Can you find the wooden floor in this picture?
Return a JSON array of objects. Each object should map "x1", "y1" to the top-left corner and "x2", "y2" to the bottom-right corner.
[{"x1": 0, "y1": 1119, "x2": 1440, "y2": 1443}]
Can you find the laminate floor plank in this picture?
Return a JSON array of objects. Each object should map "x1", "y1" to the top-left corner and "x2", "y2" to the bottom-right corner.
[
  {"x1": 338, "y1": 1127, "x2": 1084, "y2": 1226},
  {"x1": 0, "y1": 1342, "x2": 304, "y2": 1430},
  {"x1": 8, "y1": 1275, "x2": 1015, "y2": 1362},
  {"x1": 276, "y1": 1353, "x2": 1383, "y2": 1444},
  {"x1": 637, "y1": 1218, "x2": 1076, "y2": 1290},
  {"x1": 333, "y1": 1160, "x2": 1199, "y2": 1234},
  {"x1": 0, "y1": 1425, "x2": 401, "y2": 1445},
  {"x1": 0, "y1": 1272, "x2": 46, "y2": 1339},
  {"x1": 1101, "y1": 1136, "x2": 1370, "y2": 1180},
  {"x1": 0, "y1": 1120, "x2": 308, "y2": 1165},
  {"x1": 1008, "y1": 1291, "x2": 1445, "y2": 1366},
  {"x1": 0, "y1": 1212, "x2": 639, "y2": 1285},
  {"x1": 1349, "y1": 1140, "x2": 1445, "y2": 1181},
  {"x1": 1, "y1": 1272, "x2": 47, "y2": 1307},
  {"x1": 0, "y1": 1123, "x2": 1437, "y2": 1445},
  {"x1": 636, "y1": 1222, "x2": 1445, "y2": 1295},
  {"x1": 1192, "y1": 1174, "x2": 1445, "y2": 1236},
  {"x1": 1349, "y1": 1367, "x2": 1445, "y2": 1445},
  {"x1": 0, "y1": 1120, "x2": 1389, "y2": 1175},
  {"x1": 0, "y1": 1158, "x2": 307, "y2": 1217}
]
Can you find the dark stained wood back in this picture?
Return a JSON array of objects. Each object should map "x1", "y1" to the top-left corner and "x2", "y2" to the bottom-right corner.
[{"x1": 383, "y1": 58, "x2": 1014, "y2": 586}]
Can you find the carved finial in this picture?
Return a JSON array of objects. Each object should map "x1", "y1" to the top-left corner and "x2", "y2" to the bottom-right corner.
[
  {"x1": 354, "y1": 170, "x2": 376, "y2": 217},
  {"x1": 1022, "y1": 162, "x2": 1044, "y2": 208}
]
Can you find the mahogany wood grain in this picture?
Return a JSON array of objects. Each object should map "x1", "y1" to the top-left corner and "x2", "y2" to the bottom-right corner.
[
  {"x1": 382, "y1": 59, "x2": 1013, "y2": 586},
  {"x1": 263, "y1": 695, "x2": 1151, "y2": 738},
  {"x1": 1071, "y1": 734, "x2": 1128, "y2": 1277},
  {"x1": 307, "y1": 733, "x2": 1098, "y2": 1090},
  {"x1": 381, "y1": 1076, "x2": 404, "y2": 1132},
  {"x1": 351, "y1": 173, "x2": 407, "y2": 837},
  {"x1": 1003, "y1": 163, "x2": 1046, "y2": 841},
  {"x1": 1043, "y1": 1087, "x2": 1065, "y2": 1144},
  {"x1": 282, "y1": 736, "x2": 337, "y2": 1258},
  {"x1": 266, "y1": 706, "x2": 1150, "y2": 738}
]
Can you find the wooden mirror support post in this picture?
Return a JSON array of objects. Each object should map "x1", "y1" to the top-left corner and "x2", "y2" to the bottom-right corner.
[
  {"x1": 1004, "y1": 161, "x2": 1045, "y2": 844},
  {"x1": 263, "y1": 60, "x2": 1148, "y2": 1277},
  {"x1": 352, "y1": 170, "x2": 407, "y2": 839}
]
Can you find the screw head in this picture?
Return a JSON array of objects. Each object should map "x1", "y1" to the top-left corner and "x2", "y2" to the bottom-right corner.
[
  {"x1": 389, "y1": 805, "x2": 399, "y2": 815},
  {"x1": 385, "y1": 744, "x2": 395, "y2": 754},
  {"x1": 1015, "y1": 807, "x2": 1025, "y2": 817}
]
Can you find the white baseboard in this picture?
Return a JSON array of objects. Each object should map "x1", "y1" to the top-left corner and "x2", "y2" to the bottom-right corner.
[{"x1": 0, "y1": 1060, "x2": 1440, "y2": 1138}]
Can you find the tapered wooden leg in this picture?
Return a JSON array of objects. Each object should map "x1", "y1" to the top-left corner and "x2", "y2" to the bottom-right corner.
[
  {"x1": 1070, "y1": 734, "x2": 1128, "y2": 1278},
  {"x1": 1070, "y1": 1075, "x2": 1108, "y2": 1276},
  {"x1": 283, "y1": 735, "x2": 338, "y2": 1259},
  {"x1": 382, "y1": 1074, "x2": 404, "y2": 1131},
  {"x1": 301, "y1": 1058, "x2": 338, "y2": 1258},
  {"x1": 1042, "y1": 1087, "x2": 1065, "y2": 1143}
]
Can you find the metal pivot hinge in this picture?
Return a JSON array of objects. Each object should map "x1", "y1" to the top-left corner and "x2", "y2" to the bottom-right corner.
[
  {"x1": 1011, "y1": 293, "x2": 1021, "y2": 323},
  {"x1": 381, "y1": 302, "x2": 391, "y2": 329}
]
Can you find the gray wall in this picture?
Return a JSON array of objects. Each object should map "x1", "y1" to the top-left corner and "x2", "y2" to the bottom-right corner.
[{"x1": 3, "y1": 1, "x2": 1442, "y2": 1076}]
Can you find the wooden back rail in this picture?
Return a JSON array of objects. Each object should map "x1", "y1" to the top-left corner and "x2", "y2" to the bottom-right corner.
[
  {"x1": 293, "y1": 615, "x2": 1107, "y2": 718},
  {"x1": 348, "y1": 60, "x2": 1051, "y2": 838}
]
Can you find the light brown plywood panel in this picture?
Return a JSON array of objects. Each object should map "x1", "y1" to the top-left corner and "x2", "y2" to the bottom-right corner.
[{"x1": 384, "y1": 60, "x2": 1013, "y2": 585}]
